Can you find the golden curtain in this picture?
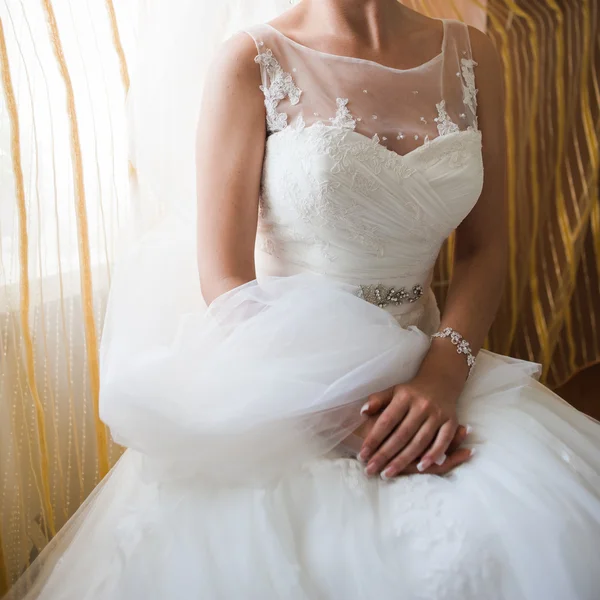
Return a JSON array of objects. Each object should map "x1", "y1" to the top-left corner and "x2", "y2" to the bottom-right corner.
[
  {"x1": 432, "y1": 0, "x2": 600, "y2": 389},
  {"x1": 0, "y1": 0, "x2": 598, "y2": 594}
]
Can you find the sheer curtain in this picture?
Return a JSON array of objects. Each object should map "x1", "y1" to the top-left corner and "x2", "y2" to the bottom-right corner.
[
  {"x1": 0, "y1": 0, "x2": 137, "y2": 591},
  {"x1": 1, "y1": 0, "x2": 599, "y2": 594}
]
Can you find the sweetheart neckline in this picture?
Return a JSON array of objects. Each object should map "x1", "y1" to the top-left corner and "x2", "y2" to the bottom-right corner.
[{"x1": 269, "y1": 125, "x2": 482, "y2": 165}]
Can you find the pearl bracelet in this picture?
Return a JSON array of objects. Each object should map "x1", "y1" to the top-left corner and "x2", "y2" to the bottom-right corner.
[{"x1": 431, "y1": 327, "x2": 476, "y2": 375}]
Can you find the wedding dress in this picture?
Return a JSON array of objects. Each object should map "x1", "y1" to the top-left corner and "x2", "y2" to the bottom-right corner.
[{"x1": 9, "y1": 17, "x2": 600, "y2": 600}]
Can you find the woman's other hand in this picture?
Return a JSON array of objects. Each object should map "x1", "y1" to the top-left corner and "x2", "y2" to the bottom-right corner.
[
  {"x1": 357, "y1": 369, "x2": 470, "y2": 478},
  {"x1": 353, "y1": 414, "x2": 473, "y2": 478}
]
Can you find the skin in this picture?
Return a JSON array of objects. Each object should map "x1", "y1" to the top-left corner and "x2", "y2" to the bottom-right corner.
[{"x1": 197, "y1": 0, "x2": 507, "y2": 479}]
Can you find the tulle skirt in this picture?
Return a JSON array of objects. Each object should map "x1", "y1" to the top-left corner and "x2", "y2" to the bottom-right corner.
[{"x1": 8, "y1": 225, "x2": 600, "y2": 600}]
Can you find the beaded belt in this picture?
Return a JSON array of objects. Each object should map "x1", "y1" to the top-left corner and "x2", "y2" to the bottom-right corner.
[{"x1": 356, "y1": 283, "x2": 424, "y2": 308}]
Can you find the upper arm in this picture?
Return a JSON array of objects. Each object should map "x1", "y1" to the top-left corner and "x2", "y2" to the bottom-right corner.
[
  {"x1": 195, "y1": 31, "x2": 266, "y2": 299},
  {"x1": 455, "y1": 26, "x2": 507, "y2": 256}
]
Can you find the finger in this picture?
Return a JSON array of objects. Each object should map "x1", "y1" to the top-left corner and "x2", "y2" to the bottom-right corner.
[
  {"x1": 424, "y1": 446, "x2": 475, "y2": 474},
  {"x1": 359, "y1": 394, "x2": 411, "y2": 462},
  {"x1": 364, "y1": 409, "x2": 429, "y2": 474},
  {"x1": 377, "y1": 417, "x2": 439, "y2": 478},
  {"x1": 399, "y1": 447, "x2": 474, "y2": 476},
  {"x1": 446, "y1": 423, "x2": 474, "y2": 453},
  {"x1": 360, "y1": 386, "x2": 394, "y2": 416},
  {"x1": 447, "y1": 424, "x2": 468, "y2": 453},
  {"x1": 393, "y1": 439, "x2": 465, "y2": 476},
  {"x1": 421, "y1": 420, "x2": 458, "y2": 468}
]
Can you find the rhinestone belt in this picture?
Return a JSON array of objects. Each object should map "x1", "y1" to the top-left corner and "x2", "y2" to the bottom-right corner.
[{"x1": 357, "y1": 283, "x2": 424, "y2": 308}]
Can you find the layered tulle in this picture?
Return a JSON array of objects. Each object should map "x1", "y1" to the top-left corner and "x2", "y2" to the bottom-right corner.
[
  {"x1": 99, "y1": 222, "x2": 436, "y2": 485},
  {"x1": 9, "y1": 346, "x2": 600, "y2": 599},
  {"x1": 7, "y1": 217, "x2": 600, "y2": 599}
]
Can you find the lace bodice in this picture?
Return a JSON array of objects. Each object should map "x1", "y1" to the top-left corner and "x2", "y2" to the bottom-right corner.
[{"x1": 242, "y1": 19, "x2": 484, "y2": 331}]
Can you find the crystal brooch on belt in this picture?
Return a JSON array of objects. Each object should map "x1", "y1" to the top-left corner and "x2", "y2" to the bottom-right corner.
[{"x1": 357, "y1": 283, "x2": 424, "y2": 308}]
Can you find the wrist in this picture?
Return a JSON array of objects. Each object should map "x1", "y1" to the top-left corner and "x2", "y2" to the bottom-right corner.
[
  {"x1": 430, "y1": 326, "x2": 477, "y2": 376},
  {"x1": 416, "y1": 341, "x2": 470, "y2": 391}
]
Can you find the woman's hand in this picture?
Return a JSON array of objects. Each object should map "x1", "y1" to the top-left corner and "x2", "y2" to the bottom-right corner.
[
  {"x1": 358, "y1": 370, "x2": 467, "y2": 479},
  {"x1": 394, "y1": 424, "x2": 473, "y2": 476},
  {"x1": 351, "y1": 419, "x2": 473, "y2": 477}
]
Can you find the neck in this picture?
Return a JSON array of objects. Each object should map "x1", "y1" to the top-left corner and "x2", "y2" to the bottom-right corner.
[{"x1": 297, "y1": 0, "x2": 407, "y2": 48}]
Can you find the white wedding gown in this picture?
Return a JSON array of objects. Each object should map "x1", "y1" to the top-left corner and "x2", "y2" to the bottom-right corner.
[{"x1": 10, "y1": 18, "x2": 600, "y2": 600}]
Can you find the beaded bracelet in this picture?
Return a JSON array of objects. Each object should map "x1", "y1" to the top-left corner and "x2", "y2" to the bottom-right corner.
[{"x1": 431, "y1": 327, "x2": 476, "y2": 376}]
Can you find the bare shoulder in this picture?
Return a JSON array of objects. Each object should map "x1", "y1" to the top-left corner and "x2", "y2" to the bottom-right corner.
[
  {"x1": 467, "y1": 25, "x2": 502, "y2": 74},
  {"x1": 208, "y1": 30, "x2": 262, "y2": 90},
  {"x1": 199, "y1": 30, "x2": 265, "y2": 133}
]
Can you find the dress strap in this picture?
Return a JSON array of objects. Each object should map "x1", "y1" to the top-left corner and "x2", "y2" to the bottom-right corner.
[
  {"x1": 444, "y1": 19, "x2": 475, "y2": 61},
  {"x1": 241, "y1": 24, "x2": 272, "y2": 91},
  {"x1": 440, "y1": 19, "x2": 479, "y2": 130}
]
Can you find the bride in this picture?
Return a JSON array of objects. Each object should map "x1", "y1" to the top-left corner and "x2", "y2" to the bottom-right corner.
[{"x1": 8, "y1": 0, "x2": 600, "y2": 598}]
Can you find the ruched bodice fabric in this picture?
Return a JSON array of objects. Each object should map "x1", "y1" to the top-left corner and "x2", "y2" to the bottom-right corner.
[{"x1": 255, "y1": 124, "x2": 483, "y2": 327}]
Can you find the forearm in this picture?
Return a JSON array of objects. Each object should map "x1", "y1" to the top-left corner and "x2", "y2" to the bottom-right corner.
[
  {"x1": 417, "y1": 240, "x2": 507, "y2": 387},
  {"x1": 415, "y1": 20, "x2": 508, "y2": 390}
]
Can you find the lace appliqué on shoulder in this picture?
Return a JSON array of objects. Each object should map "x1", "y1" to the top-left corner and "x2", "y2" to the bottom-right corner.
[
  {"x1": 433, "y1": 59, "x2": 479, "y2": 137},
  {"x1": 293, "y1": 114, "x2": 306, "y2": 132},
  {"x1": 329, "y1": 98, "x2": 357, "y2": 130},
  {"x1": 434, "y1": 100, "x2": 460, "y2": 136},
  {"x1": 460, "y1": 58, "x2": 478, "y2": 125},
  {"x1": 255, "y1": 48, "x2": 302, "y2": 133}
]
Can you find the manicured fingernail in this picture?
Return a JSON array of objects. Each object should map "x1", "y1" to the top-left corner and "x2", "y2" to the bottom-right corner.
[
  {"x1": 435, "y1": 454, "x2": 447, "y2": 466},
  {"x1": 360, "y1": 402, "x2": 370, "y2": 415},
  {"x1": 381, "y1": 468, "x2": 393, "y2": 481},
  {"x1": 469, "y1": 447, "x2": 477, "y2": 457},
  {"x1": 359, "y1": 448, "x2": 370, "y2": 463},
  {"x1": 417, "y1": 458, "x2": 432, "y2": 472},
  {"x1": 465, "y1": 424, "x2": 473, "y2": 435},
  {"x1": 365, "y1": 462, "x2": 378, "y2": 476},
  {"x1": 356, "y1": 452, "x2": 366, "y2": 464}
]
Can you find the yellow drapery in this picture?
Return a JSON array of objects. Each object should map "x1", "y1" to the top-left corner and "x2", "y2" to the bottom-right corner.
[
  {"x1": 432, "y1": 0, "x2": 600, "y2": 389},
  {"x1": 0, "y1": 0, "x2": 598, "y2": 593}
]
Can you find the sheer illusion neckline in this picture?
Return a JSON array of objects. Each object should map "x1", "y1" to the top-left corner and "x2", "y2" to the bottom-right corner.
[{"x1": 263, "y1": 19, "x2": 446, "y2": 73}]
